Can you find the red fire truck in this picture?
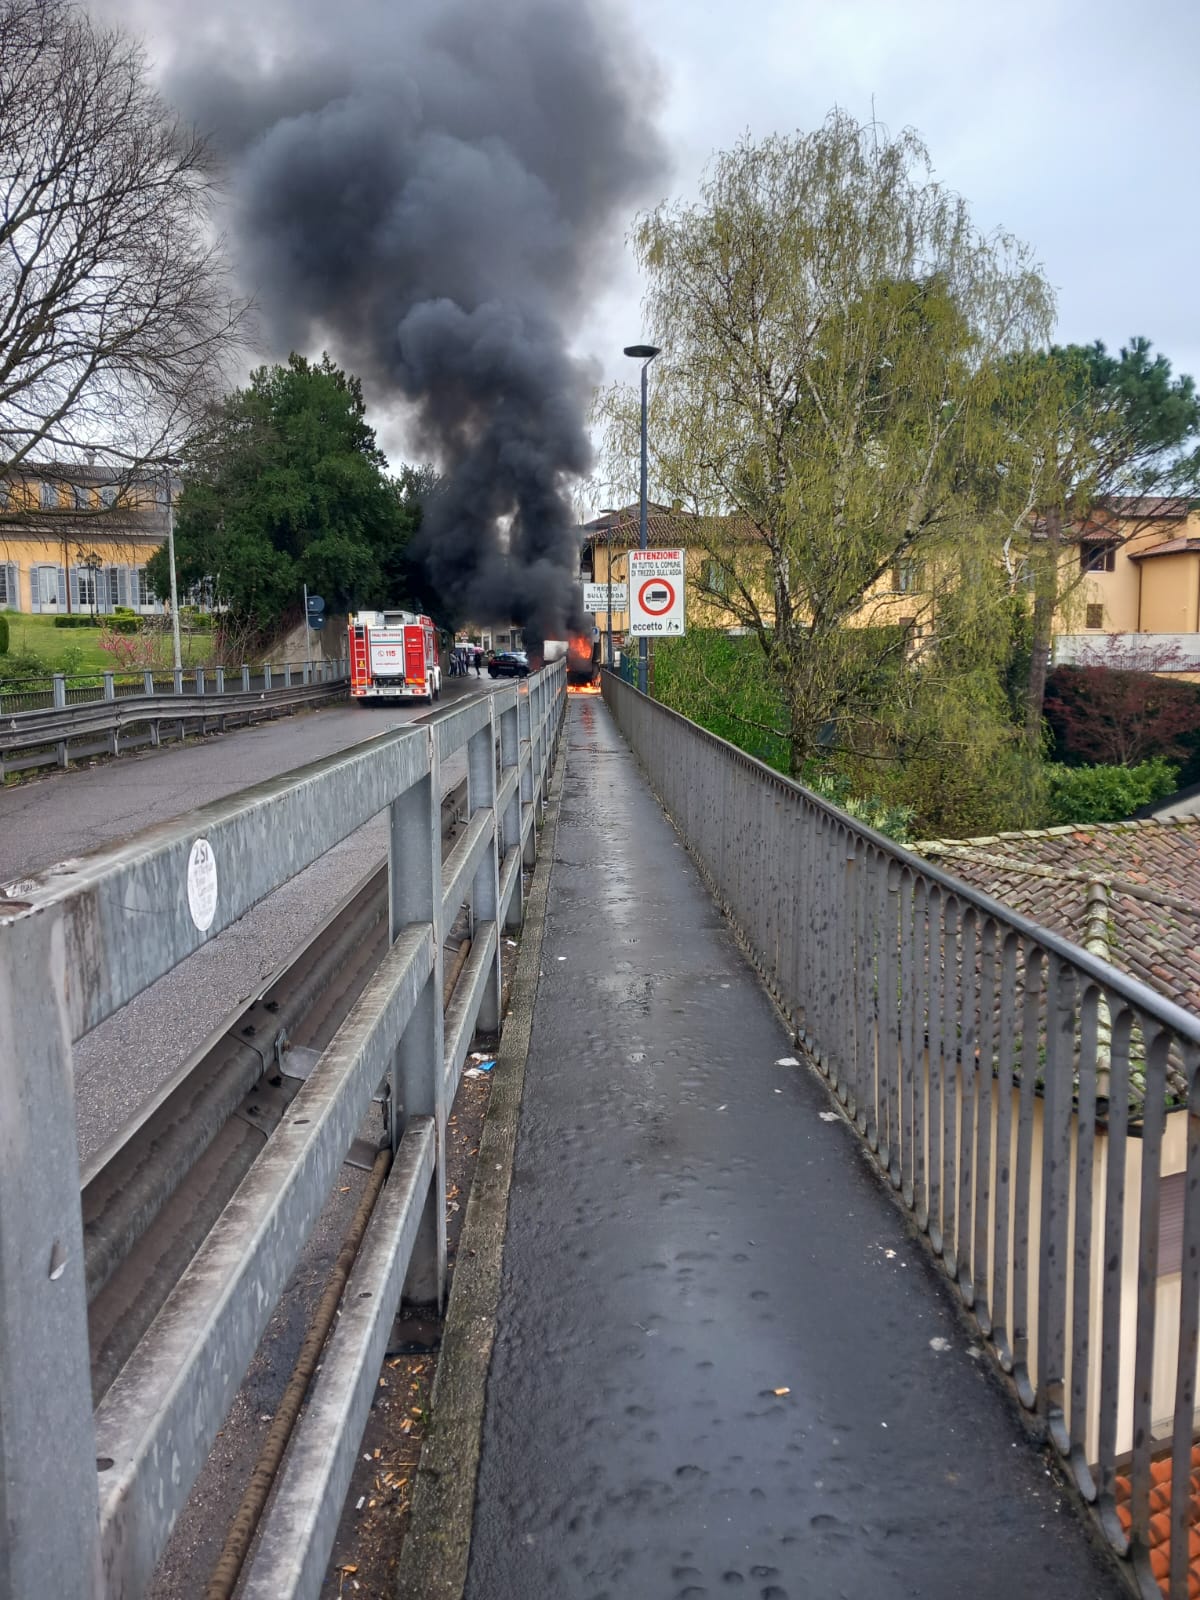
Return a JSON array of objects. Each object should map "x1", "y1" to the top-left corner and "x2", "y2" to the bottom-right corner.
[{"x1": 348, "y1": 610, "x2": 442, "y2": 704}]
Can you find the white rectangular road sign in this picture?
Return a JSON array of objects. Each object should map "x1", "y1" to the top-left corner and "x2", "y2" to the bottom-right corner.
[
  {"x1": 583, "y1": 581, "x2": 627, "y2": 613},
  {"x1": 627, "y1": 548, "x2": 686, "y2": 636}
]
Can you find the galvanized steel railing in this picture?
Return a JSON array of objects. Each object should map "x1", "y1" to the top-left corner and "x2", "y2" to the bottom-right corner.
[
  {"x1": 0, "y1": 656, "x2": 348, "y2": 715},
  {"x1": 0, "y1": 657, "x2": 351, "y2": 776},
  {"x1": 0, "y1": 663, "x2": 565, "y2": 1600},
  {"x1": 602, "y1": 670, "x2": 1200, "y2": 1600}
]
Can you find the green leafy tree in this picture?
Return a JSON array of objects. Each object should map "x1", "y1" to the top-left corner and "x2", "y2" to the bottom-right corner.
[
  {"x1": 599, "y1": 114, "x2": 1054, "y2": 804},
  {"x1": 149, "y1": 355, "x2": 415, "y2": 641}
]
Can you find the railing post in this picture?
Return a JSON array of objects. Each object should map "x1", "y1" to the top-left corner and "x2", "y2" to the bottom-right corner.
[
  {"x1": 241, "y1": 664, "x2": 251, "y2": 692},
  {"x1": 143, "y1": 669, "x2": 154, "y2": 695},
  {"x1": 196, "y1": 667, "x2": 206, "y2": 697},
  {"x1": 263, "y1": 664, "x2": 272, "y2": 692},
  {"x1": 518, "y1": 687, "x2": 536, "y2": 867},
  {"x1": 173, "y1": 667, "x2": 183, "y2": 696},
  {"x1": 102, "y1": 670, "x2": 115, "y2": 701},
  {"x1": 467, "y1": 701, "x2": 502, "y2": 1033},
  {"x1": 302, "y1": 659, "x2": 311, "y2": 686},
  {"x1": 388, "y1": 730, "x2": 446, "y2": 1308},
  {"x1": 52, "y1": 672, "x2": 65, "y2": 710},
  {"x1": 283, "y1": 663, "x2": 292, "y2": 688},
  {"x1": 499, "y1": 699, "x2": 523, "y2": 930},
  {"x1": 0, "y1": 913, "x2": 101, "y2": 1596},
  {"x1": 215, "y1": 667, "x2": 225, "y2": 695}
]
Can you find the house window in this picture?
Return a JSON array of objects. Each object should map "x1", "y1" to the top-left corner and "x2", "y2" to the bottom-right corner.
[
  {"x1": 1159, "y1": 1172, "x2": 1186, "y2": 1276},
  {"x1": 72, "y1": 484, "x2": 92, "y2": 510},
  {"x1": 135, "y1": 567, "x2": 156, "y2": 607},
  {"x1": 99, "y1": 484, "x2": 118, "y2": 508},
  {"x1": 892, "y1": 558, "x2": 922, "y2": 593},
  {"x1": 107, "y1": 567, "x2": 122, "y2": 609},
  {"x1": 1085, "y1": 603, "x2": 1104, "y2": 630},
  {"x1": 1080, "y1": 541, "x2": 1116, "y2": 573},
  {"x1": 36, "y1": 566, "x2": 60, "y2": 605},
  {"x1": 703, "y1": 559, "x2": 728, "y2": 596},
  {"x1": 39, "y1": 481, "x2": 57, "y2": 510},
  {"x1": 76, "y1": 567, "x2": 98, "y2": 608},
  {"x1": 0, "y1": 565, "x2": 11, "y2": 606}
]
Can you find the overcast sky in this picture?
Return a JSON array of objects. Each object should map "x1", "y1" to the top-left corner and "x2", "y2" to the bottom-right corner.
[
  {"x1": 583, "y1": 0, "x2": 1200, "y2": 395},
  {"x1": 117, "y1": 0, "x2": 1200, "y2": 489}
]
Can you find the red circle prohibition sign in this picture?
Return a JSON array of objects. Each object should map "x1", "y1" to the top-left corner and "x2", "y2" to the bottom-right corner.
[{"x1": 638, "y1": 577, "x2": 676, "y2": 616}]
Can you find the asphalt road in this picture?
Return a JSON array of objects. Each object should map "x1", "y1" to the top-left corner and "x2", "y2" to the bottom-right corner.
[{"x1": 0, "y1": 673, "x2": 496, "y2": 1165}]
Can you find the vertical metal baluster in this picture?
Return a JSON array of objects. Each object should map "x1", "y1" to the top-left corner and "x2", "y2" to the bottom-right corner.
[
  {"x1": 1069, "y1": 982, "x2": 1100, "y2": 1499},
  {"x1": 1097, "y1": 1007, "x2": 1132, "y2": 1548},
  {"x1": 973, "y1": 918, "x2": 997, "y2": 1334},
  {"x1": 912, "y1": 878, "x2": 931, "y2": 1233},
  {"x1": 991, "y1": 931, "x2": 1019, "y2": 1373},
  {"x1": 957, "y1": 907, "x2": 978, "y2": 1300},
  {"x1": 833, "y1": 828, "x2": 850, "y2": 1102},
  {"x1": 845, "y1": 848, "x2": 860, "y2": 1123},
  {"x1": 899, "y1": 871, "x2": 915, "y2": 1207},
  {"x1": 927, "y1": 884, "x2": 945, "y2": 1254},
  {"x1": 864, "y1": 851, "x2": 882, "y2": 1155},
  {"x1": 1011, "y1": 943, "x2": 1043, "y2": 1409},
  {"x1": 876, "y1": 860, "x2": 897, "y2": 1175},
  {"x1": 1038, "y1": 955, "x2": 1076, "y2": 1454},
  {"x1": 941, "y1": 896, "x2": 960, "y2": 1279},
  {"x1": 1128, "y1": 1023, "x2": 1169, "y2": 1596},
  {"x1": 1167, "y1": 1043, "x2": 1200, "y2": 1600}
]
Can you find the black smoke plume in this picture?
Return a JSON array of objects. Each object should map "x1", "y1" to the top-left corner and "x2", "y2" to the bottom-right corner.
[{"x1": 163, "y1": 0, "x2": 666, "y2": 643}]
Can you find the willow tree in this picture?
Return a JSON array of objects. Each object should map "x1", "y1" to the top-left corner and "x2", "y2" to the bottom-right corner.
[{"x1": 601, "y1": 113, "x2": 1056, "y2": 801}]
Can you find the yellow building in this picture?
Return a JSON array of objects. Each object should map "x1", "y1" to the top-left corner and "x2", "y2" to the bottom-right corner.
[
  {"x1": 581, "y1": 504, "x2": 772, "y2": 652},
  {"x1": 583, "y1": 497, "x2": 1200, "y2": 672},
  {"x1": 1052, "y1": 498, "x2": 1200, "y2": 667},
  {"x1": 0, "y1": 465, "x2": 176, "y2": 616}
]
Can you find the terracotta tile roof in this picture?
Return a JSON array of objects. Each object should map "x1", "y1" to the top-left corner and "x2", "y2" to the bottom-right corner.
[
  {"x1": 1128, "y1": 538, "x2": 1200, "y2": 560},
  {"x1": 1114, "y1": 1449, "x2": 1200, "y2": 1596},
  {"x1": 915, "y1": 816, "x2": 1200, "y2": 1023},
  {"x1": 582, "y1": 506, "x2": 762, "y2": 548}
]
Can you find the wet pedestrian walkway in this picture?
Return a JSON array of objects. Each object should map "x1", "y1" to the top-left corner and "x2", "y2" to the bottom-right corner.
[{"x1": 464, "y1": 697, "x2": 1123, "y2": 1600}]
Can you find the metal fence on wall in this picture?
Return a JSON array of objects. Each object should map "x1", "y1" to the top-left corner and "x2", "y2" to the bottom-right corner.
[
  {"x1": 0, "y1": 663, "x2": 565, "y2": 1600},
  {"x1": 0, "y1": 656, "x2": 349, "y2": 717},
  {"x1": 602, "y1": 670, "x2": 1200, "y2": 1600}
]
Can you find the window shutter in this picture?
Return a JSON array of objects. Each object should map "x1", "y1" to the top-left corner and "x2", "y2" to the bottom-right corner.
[
  {"x1": 57, "y1": 565, "x2": 67, "y2": 607},
  {"x1": 8, "y1": 561, "x2": 18, "y2": 610},
  {"x1": 1159, "y1": 1172, "x2": 1186, "y2": 1276},
  {"x1": 68, "y1": 566, "x2": 80, "y2": 608},
  {"x1": 30, "y1": 567, "x2": 40, "y2": 613},
  {"x1": 117, "y1": 565, "x2": 129, "y2": 607}
]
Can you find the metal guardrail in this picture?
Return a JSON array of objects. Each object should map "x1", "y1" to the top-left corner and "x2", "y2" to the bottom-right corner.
[
  {"x1": 0, "y1": 656, "x2": 350, "y2": 777},
  {"x1": 0, "y1": 661, "x2": 566, "y2": 1600},
  {"x1": 602, "y1": 671, "x2": 1200, "y2": 1600},
  {"x1": 0, "y1": 656, "x2": 348, "y2": 715}
]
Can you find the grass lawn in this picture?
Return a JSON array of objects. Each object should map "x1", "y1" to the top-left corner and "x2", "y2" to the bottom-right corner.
[{"x1": 1, "y1": 612, "x2": 210, "y2": 675}]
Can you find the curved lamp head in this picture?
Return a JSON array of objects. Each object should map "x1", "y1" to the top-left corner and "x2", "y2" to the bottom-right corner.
[{"x1": 623, "y1": 344, "x2": 660, "y2": 360}]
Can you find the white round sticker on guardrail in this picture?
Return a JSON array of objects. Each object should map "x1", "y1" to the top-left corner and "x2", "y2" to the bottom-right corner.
[{"x1": 187, "y1": 837, "x2": 218, "y2": 931}]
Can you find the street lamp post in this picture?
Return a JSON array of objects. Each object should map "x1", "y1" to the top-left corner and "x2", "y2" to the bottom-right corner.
[
  {"x1": 624, "y1": 344, "x2": 660, "y2": 694},
  {"x1": 162, "y1": 463, "x2": 182, "y2": 673}
]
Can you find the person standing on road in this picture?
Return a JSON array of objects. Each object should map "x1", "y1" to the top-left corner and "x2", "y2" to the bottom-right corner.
[{"x1": 474, "y1": 648, "x2": 483, "y2": 676}]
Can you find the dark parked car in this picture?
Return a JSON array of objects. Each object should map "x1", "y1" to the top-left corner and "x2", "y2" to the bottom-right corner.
[{"x1": 488, "y1": 651, "x2": 529, "y2": 679}]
